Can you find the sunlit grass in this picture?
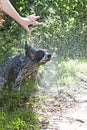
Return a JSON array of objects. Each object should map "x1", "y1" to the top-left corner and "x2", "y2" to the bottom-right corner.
[
  {"x1": 57, "y1": 59, "x2": 87, "y2": 85},
  {"x1": 77, "y1": 61, "x2": 87, "y2": 72},
  {"x1": 38, "y1": 59, "x2": 87, "y2": 87}
]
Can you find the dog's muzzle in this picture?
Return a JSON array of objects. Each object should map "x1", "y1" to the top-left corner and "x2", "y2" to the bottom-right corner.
[{"x1": 40, "y1": 52, "x2": 51, "y2": 64}]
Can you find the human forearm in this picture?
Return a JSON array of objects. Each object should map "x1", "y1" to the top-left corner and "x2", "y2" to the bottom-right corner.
[{"x1": 0, "y1": 0, "x2": 22, "y2": 24}]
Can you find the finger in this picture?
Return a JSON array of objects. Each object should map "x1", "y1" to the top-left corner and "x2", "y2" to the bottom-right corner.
[
  {"x1": 33, "y1": 16, "x2": 40, "y2": 20},
  {"x1": 30, "y1": 14, "x2": 40, "y2": 18},
  {"x1": 27, "y1": 15, "x2": 40, "y2": 20},
  {"x1": 29, "y1": 21, "x2": 42, "y2": 25},
  {"x1": 25, "y1": 27, "x2": 31, "y2": 35},
  {"x1": 27, "y1": 14, "x2": 36, "y2": 19},
  {"x1": 28, "y1": 16, "x2": 40, "y2": 21}
]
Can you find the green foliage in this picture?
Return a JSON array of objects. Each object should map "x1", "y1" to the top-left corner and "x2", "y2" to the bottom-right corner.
[
  {"x1": 0, "y1": 0, "x2": 87, "y2": 58},
  {"x1": 0, "y1": 80, "x2": 40, "y2": 130},
  {"x1": 0, "y1": 108, "x2": 39, "y2": 130}
]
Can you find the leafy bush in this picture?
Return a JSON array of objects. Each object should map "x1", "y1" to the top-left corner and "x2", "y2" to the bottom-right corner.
[{"x1": 0, "y1": 0, "x2": 87, "y2": 60}]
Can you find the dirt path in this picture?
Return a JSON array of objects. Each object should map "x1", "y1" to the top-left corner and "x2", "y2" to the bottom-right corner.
[{"x1": 34, "y1": 79, "x2": 87, "y2": 130}]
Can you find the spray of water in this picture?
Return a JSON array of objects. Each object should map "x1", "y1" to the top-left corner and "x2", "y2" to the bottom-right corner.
[{"x1": 36, "y1": 54, "x2": 60, "y2": 96}]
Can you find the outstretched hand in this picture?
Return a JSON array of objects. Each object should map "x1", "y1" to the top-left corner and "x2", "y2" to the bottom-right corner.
[
  {"x1": 0, "y1": 0, "x2": 42, "y2": 34},
  {"x1": 20, "y1": 14, "x2": 42, "y2": 35}
]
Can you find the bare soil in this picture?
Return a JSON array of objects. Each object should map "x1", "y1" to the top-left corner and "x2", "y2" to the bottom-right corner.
[{"x1": 34, "y1": 75, "x2": 87, "y2": 130}]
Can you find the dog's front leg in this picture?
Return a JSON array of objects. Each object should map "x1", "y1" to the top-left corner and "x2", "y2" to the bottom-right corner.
[{"x1": 13, "y1": 70, "x2": 24, "y2": 90}]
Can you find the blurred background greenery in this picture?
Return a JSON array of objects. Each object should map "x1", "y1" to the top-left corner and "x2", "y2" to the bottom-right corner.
[{"x1": 0, "y1": 0, "x2": 87, "y2": 60}]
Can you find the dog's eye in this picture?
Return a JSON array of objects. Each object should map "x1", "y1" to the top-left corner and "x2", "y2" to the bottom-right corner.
[{"x1": 36, "y1": 51, "x2": 44, "y2": 61}]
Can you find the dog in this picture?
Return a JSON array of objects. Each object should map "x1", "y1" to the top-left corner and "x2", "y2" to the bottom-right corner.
[{"x1": 0, "y1": 44, "x2": 51, "y2": 90}]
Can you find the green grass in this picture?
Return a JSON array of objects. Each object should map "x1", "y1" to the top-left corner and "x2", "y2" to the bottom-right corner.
[
  {"x1": 0, "y1": 79, "x2": 40, "y2": 130},
  {"x1": 57, "y1": 59, "x2": 87, "y2": 85},
  {"x1": 0, "y1": 108, "x2": 40, "y2": 130},
  {"x1": 38, "y1": 58, "x2": 87, "y2": 87},
  {"x1": 59, "y1": 60, "x2": 87, "y2": 85}
]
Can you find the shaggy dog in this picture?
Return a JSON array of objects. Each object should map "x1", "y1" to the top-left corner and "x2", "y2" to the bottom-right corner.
[{"x1": 0, "y1": 44, "x2": 51, "y2": 90}]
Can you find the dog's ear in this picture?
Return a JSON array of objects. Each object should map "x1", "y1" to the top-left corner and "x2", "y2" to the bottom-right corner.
[
  {"x1": 25, "y1": 43, "x2": 31, "y2": 50},
  {"x1": 25, "y1": 44, "x2": 35, "y2": 60},
  {"x1": 25, "y1": 43, "x2": 31, "y2": 56}
]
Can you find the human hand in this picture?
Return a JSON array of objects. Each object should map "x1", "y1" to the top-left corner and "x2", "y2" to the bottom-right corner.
[{"x1": 20, "y1": 14, "x2": 42, "y2": 35}]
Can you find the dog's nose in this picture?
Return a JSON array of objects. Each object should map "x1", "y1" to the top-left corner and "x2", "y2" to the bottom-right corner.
[{"x1": 47, "y1": 54, "x2": 51, "y2": 59}]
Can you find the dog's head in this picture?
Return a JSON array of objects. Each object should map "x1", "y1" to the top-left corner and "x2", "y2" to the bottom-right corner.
[{"x1": 25, "y1": 43, "x2": 51, "y2": 64}]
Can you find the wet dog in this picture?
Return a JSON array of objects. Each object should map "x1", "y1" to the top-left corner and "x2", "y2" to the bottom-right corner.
[{"x1": 0, "y1": 44, "x2": 51, "y2": 90}]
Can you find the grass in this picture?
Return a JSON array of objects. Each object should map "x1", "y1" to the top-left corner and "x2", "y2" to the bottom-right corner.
[
  {"x1": 56, "y1": 59, "x2": 87, "y2": 85},
  {"x1": 0, "y1": 108, "x2": 40, "y2": 130},
  {"x1": 0, "y1": 79, "x2": 40, "y2": 130},
  {"x1": 37, "y1": 58, "x2": 87, "y2": 87}
]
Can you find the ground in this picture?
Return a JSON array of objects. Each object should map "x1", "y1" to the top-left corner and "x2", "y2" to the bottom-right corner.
[{"x1": 34, "y1": 74, "x2": 87, "y2": 130}]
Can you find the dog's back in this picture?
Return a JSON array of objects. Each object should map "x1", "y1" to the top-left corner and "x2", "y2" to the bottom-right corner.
[{"x1": 0, "y1": 55, "x2": 25, "y2": 87}]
